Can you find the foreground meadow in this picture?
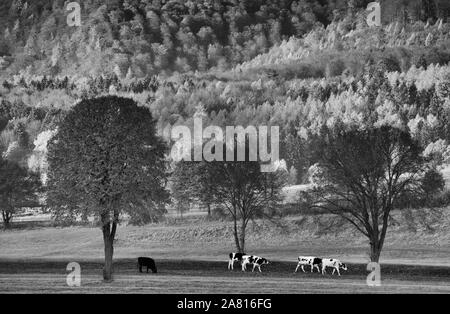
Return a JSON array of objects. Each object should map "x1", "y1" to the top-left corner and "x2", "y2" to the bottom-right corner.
[
  {"x1": 0, "y1": 259, "x2": 449, "y2": 294},
  {"x1": 1, "y1": 212, "x2": 449, "y2": 293}
]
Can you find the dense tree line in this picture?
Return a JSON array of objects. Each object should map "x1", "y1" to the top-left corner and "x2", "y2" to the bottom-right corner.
[{"x1": 2, "y1": 62, "x2": 450, "y2": 185}]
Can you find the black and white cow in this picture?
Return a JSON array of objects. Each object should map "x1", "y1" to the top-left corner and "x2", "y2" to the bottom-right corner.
[
  {"x1": 241, "y1": 255, "x2": 270, "y2": 272},
  {"x1": 321, "y1": 258, "x2": 347, "y2": 276},
  {"x1": 228, "y1": 252, "x2": 246, "y2": 270},
  {"x1": 137, "y1": 257, "x2": 157, "y2": 273},
  {"x1": 294, "y1": 256, "x2": 322, "y2": 273}
]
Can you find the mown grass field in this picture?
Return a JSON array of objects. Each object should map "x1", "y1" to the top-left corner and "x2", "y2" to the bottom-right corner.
[
  {"x1": 0, "y1": 211, "x2": 449, "y2": 293},
  {"x1": 0, "y1": 259, "x2": 449, "y2": 294}
]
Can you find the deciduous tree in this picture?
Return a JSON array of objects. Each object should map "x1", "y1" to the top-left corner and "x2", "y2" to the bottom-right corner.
[
  {"x1": 47, "y1": 96, "x2": 169, "y2": 281},
  {"x1": 172, "y1": 142, "x2": 286, "y2": 253},
  {"x1": 309, "y1": 126, "x2": 426, "y2": 262}
]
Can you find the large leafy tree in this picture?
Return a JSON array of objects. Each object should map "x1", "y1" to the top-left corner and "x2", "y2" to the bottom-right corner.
[
  {"x1": 309, "y1": 126, "x2": 427, "y2": 262},
  {"x1": 47, "y1": 96, "x2": 169, "y2": 281},
  {"x1": 0, "y1": 157, "x2": 41, "y2": 228}
]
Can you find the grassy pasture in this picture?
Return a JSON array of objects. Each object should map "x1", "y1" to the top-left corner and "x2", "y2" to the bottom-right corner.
[
  {"x1": 0, "y1": 211, "x2": 449, "y2": 293},
  {"x1": 0, "y1": 259, "x2": 449, "y2": 294}
]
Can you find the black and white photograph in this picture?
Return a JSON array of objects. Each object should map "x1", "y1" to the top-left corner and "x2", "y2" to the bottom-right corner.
[{"x1": 0, "y1": 0, "x2": 450, "y2": 299}]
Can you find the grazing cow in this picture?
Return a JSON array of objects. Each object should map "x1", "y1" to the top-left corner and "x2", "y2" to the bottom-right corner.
[
  {"x1": 138, "y1": 257, "x2": 157, "y2": 273},
  {"x1": 321, "y1": 258, "x2": 347, "y2": 276},
  {"x1": 228, "y1": 252, "x2": 246, "y2": 270},
  {"x1": 295, "y1": 256, "x2": 322, "y2": 273},
  {"x1": 241, "y1": 255, "x2": 270, "y2": 273}
]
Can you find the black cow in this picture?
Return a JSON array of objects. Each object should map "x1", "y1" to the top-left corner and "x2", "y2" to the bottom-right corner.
[{"x1": 138, "y1": 257, "x2": 157, "y2": 273}]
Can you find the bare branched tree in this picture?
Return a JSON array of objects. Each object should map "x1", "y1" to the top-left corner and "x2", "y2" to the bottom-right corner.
[
  {"x1": 309, "y1": 126, "x2": 426, "y2": 262},
  {"x1": 172, "y1": 142, "x2": 287, "y2": 253}
]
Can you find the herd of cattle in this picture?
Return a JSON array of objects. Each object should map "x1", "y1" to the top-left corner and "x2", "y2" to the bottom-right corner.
[
  {"x1": 229, "y1": 253, "x2": 348, "y2": 276},
  {"x1": 136, "y1": 253, "x2": 348, "y2": 275}
]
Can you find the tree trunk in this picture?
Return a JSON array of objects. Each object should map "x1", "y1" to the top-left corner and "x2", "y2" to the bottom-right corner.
[
  {"x1": 239, "y1": 221, "x2": 246, "y2": 254},
  {"x1": 102, "y1": 221, "x2": 117, "y2": 281},
  {"x1": 369, "y1": 209, "x2": 389, "y2": 263},
  {"x1": 207, "y1": 203, "x2": 211, "y2": 217},
  {"x1": 369, "y1": 240, "x2": 381, "y2": 263},
  {"x1": 233, "y1": 217, "x2": 242, "y2": 253},
  {"x1": 103, "y1": 236, "x2": 114, "y2": 281}
]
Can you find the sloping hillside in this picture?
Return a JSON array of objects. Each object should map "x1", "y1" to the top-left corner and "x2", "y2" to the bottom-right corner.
[{"x1": 1, "y1": 0, "x2": 449, "y2": 79}]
